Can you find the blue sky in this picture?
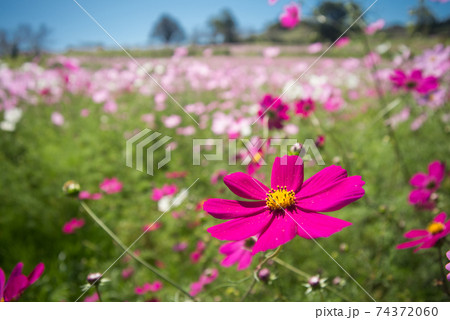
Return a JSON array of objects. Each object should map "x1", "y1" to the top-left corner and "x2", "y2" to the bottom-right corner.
[{"x1": 0, "y1": 0, "x2": 449, "y2": 51}]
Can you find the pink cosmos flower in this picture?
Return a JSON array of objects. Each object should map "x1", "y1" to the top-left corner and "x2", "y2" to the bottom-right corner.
[
  {"x1": 204, "y1": 155, "x2": 365, "y2": 255},
  {"x1": 190, "y1": 241, "x2": 206, "y2": 263},
  {"x1": 51, "y1": 112, "x2": 64, "y2": 126},
  {"x1": 103, "y1": 100, "x2": 117, "y2": 113},
  {"x1": 409, "y1": 161, "x2": 445, "y2": 209},
  {"x1": 135, "y1": 281, "x2": 163, "y2": 295},
  {"x1": 219, "y1": 238, "x2": 255, "y2": 270},
  {"x1": 258, "y1": 94, "x2": 290, "y2": 129},
  {"x1": 397, "y1": 212, "x2": 450, "y2": 252},
  {"x1": 238, "y1": 137, "x2": 267, "y2": 176},
  {"x1": 365, "y1": 19, "x2": 385, "y2": 35},
  {"x1": 162, "y1": 115, "x2": 182, "y2": 128},
  {"x1": 0, "y1": 262, "x2": 44, "y2": 302},
  {"x1": 99, "y1": 177, "x2": 123, "y2": 194},
  {"x1": 295, "y1": 98, "x2": 315, "y2": 117},
  {"x1": 335, "y1": 37, "x2": 350, "y2": 48},
  {"x1": 80, "y1": 109, "x2": 90, "y2": 117},
  {"x1": 189, "y1": 269, "x2": 219, "y2": 297},
  {"x1": 315, "y1": 135, "x2": 326, "y2": 148},
  {"x1": 280, "y1": 3, "x2": 300, "y2": 29},
  {"x1": 121, "y1": 267, "x2": 134, "y2": 279},
  {"x1": 62, "y1": 218, "x2": 85, "y2": 234},
  {"x1": 173, "y1": 242, "x2": 188, "y2": 252},
  {"x1": 308, "y1": 42, "x2": 323, "y2": 54},
  {"x1": 142, "y1": 222, "x2": 162, "y2": 232},
  {"x1": 78, "y1": 191, "x2": 102, "y2": 200},
  {"x1": 324, "y1": 95, "x2": 344, "y2": 112},
  {"x1": 84, "y1": 292, "x2": 99, "y2": 302},
  {"x1": 390, "y1": 69, "x2": 439, "y2": 94},
  {"x1": 151, "y1": 184, "x2": 178, "y2": 201}
]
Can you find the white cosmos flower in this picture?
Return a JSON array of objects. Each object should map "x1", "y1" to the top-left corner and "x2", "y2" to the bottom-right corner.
[{"x1": 157, "y1": 188, "x2": 188, "y2": 212}]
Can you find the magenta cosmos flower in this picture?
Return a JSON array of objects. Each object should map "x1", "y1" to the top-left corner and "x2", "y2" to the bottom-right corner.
[
  {"x1": 409, "y1": 161, "x2": 445, "y2": 209},
  {"x1": 204, "y1": 155, "x2": 365, "y2": 255},
  {"x1": 446, "y1": 250, "x2": 450, "y2": 281},
  {"x1": 219, "y1": 238, "x2": 255, "y2": 270},
  {"x1": 295, "y1": 98, "x2": 316, "y2": 118},
  {"x1": 390, "y1": 69, "x2": 439, "y2": 94},
  {"x1": 0, "y1": 262, "x2": 44, "y2": 302},
  {"x1": 397, "y1": 212, "x2": 450, "y2": 252},
  {"x1": 280, "y1": 3, "x2": 300, "y2": 29},
  {"x1": 258, "y1": 94, "x2": 290, "y2": 129},
  {"x1": 99, "y1": 177, "x2": 123, "y2": 194}
]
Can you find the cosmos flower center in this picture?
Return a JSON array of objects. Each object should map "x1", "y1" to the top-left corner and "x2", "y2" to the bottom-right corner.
[
  {"x1": 266, "y1": 186, "x2": 296, "y2": 211},
  {"x1": 427, "y1": 222, "x2": 444, "y2": 235},
  {"x1": 252, "y1": 152, "x2": 262, "y2": 163}
]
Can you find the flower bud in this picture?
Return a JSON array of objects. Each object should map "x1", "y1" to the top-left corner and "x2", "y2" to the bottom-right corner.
[
  {"x1": 258, "y1": 268, "x2": 271, "y2": 282},
  {"x1": 87, "y1": 272, "x2": 102, "y2": 285},
  {"x1": 63, "y1": 180, "x2": 80, "y2": 197}
]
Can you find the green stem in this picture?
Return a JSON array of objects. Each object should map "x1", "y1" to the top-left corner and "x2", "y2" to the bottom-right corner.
[
  {"x1": 240, "y1": 245, "x2": 283, "y2": 302},
  {"x1": 94, "y1": 285, "x2": 102, "y2": 302},
  {"x1": 361, "y1": 34, "x2": 410, "y2": 182},
  {"x1": 80, "y1": 201, "x2": 195, "y2": 300}
]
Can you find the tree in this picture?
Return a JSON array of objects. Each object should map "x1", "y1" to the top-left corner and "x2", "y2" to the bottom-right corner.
[
  {"x1": 313, "y1": 1, "x2": 363, "y2": 41},
  {"x1": 151, "y1": 14, "x2": 185, "y2": 44},
  {"x1": 208, "y1": 9, "x2": 239, "y2": 43},
  {"x1": 410, "y1": 0, "x2": 437, "y2": 34},
  {"x1": 0, "y1": 24, "x2": 50, "y2": 58}
]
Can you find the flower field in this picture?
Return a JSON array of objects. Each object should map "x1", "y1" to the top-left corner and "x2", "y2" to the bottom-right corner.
[{"x1": 1, "y1": 12, "x2": 450, "y2": 302}]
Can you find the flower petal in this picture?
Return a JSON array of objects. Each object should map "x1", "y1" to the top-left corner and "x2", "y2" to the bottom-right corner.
[
  {"x1": 0, "y1": 268, "x2": 5, "y2": 301},
  {"x1": 224, "y1": 172, "x2": 269, "y2": 200},
  {"x1": 409, "y1": 173, "x2": 427, "y2": 188},
  {"x1": 299, "y1": 165, "x2": 348, "y2": 197},
  {"x1": 252, "y1": 213, "x2": 297, "y2": 255},
  {"x1": 203, "y1": 199, "x2": 267, "y2": 219},
  {"x1": 271, "y1": 155, "x2": 304, "y2": 192},
  {"x1": 208, "y1": 212, "x2": 272, "y2": 241},
  {"x1": 221, "y1": 249, "x2": 244, "y2": 268},
  {"x1": 434, "y1": 212, "x2": 447, "y2": 223},
  {"x1": 237, "y1": 252, "x2": 253, "y2": 270},
  {"x1": 4, "y1": 274, "x2": 28, "y2": 301},
  {"x1": 428, "y1": 161, "x2": 445, "y2": 184},
  {"x1": 290, "y1": 209, "x2": 352, "y2": 239},
  {"x1": 28, "y1": 263, "x2": 44, "y2": 285},
  {"x1": 404, "y1": 230, "x2": 428, "y2": 239},
  {"x1": 297, "y1": 175, "x2": 365, "y2": 212},
  {"x1": 396, "y1": 238, "x2": 425, "y2": 250}
]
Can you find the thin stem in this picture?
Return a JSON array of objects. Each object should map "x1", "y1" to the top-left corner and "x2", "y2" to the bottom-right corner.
[
  {"x1": 361, "y1": 34, "x2": 410, "y2": 182},
  {"x1": 240, "y1": 246, "x2": 283, "y2": 302},
  {"x1": 94, "y1": 285, "x2": 102, "y2": 302},
  {"x1": 273, "y1": 257, "x2": 352, "y2": 302},
  {"x1": 437, "y1": 246, "x2": 450, "y2": 296},
  {"x1": 80, "y1": 201, "x2": 195, "y2": 300}
]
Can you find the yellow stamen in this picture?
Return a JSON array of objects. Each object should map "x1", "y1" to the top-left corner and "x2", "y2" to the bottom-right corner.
[
  {"x1": 427, "y1": 222, "x2": 445, "y2": 235},
  {"x1": 252, "y1": 152, "x2": 262, "y2": 163},
  {"x1": 266, "y1": 186, "x2": 296, "y2": 211}
]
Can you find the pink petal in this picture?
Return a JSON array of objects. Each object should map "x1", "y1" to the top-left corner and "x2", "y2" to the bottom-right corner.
[
  {"x1": 299, "y1": 165, "x2": 348, "y2": 197},
  {"x1": 291, "y1": 209, "x2": 352, "y2": 239},
  {"x1": 208, "y1": 212, "x2": 272, "y2": 241},
  {"x1": 221, "y1": 249, "x2": 244, "y2": 268},
  {"x1": 408, "y1": 189, "x2": 432, "y2": 205},
  {"x1": 434, "y1": 212, "x2": 447, "y2": 223},
  {"x1": 224, "y1": 172, "x2": 269, "y2": 200},
  {"x1": 237, "y1": 252, "x2": 253, "y2": 270},
  {"x1": 27, "y1": 263, "x2": 44, "y2": 285},
  {"x1": 219, "y1": 241, "x2": 242, "y2": 255},
  {"x1": 203, "y1": 199, "x2": 267, "y2": 219},
  {"x1": 271, "y1": 155, "x2": 304, "y2": 193},
  {"x1": 428, "y1": 161, "x2": 445, "y2": 183},
  {"x1": 297, "y1": 176, "x2": 365, "y2": 212},
  {"x1": 0, "y1": 268, "x2": 5, "y2": 300},
  {"x1": 404, "y1": 230, "x2": 428, "y2": 238},
  {"x1": 409, "y1": 173, "x2": 427, "y2": 188},
  {"x1": 4, "y1": 274, "x2": 28, "y2": 301},
  {"x1": 252, "y1": 213, "x2": 296, "y2": 255},
  {"x1": 396, "y1": 238, "x2": 425, "y2": 249}
]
